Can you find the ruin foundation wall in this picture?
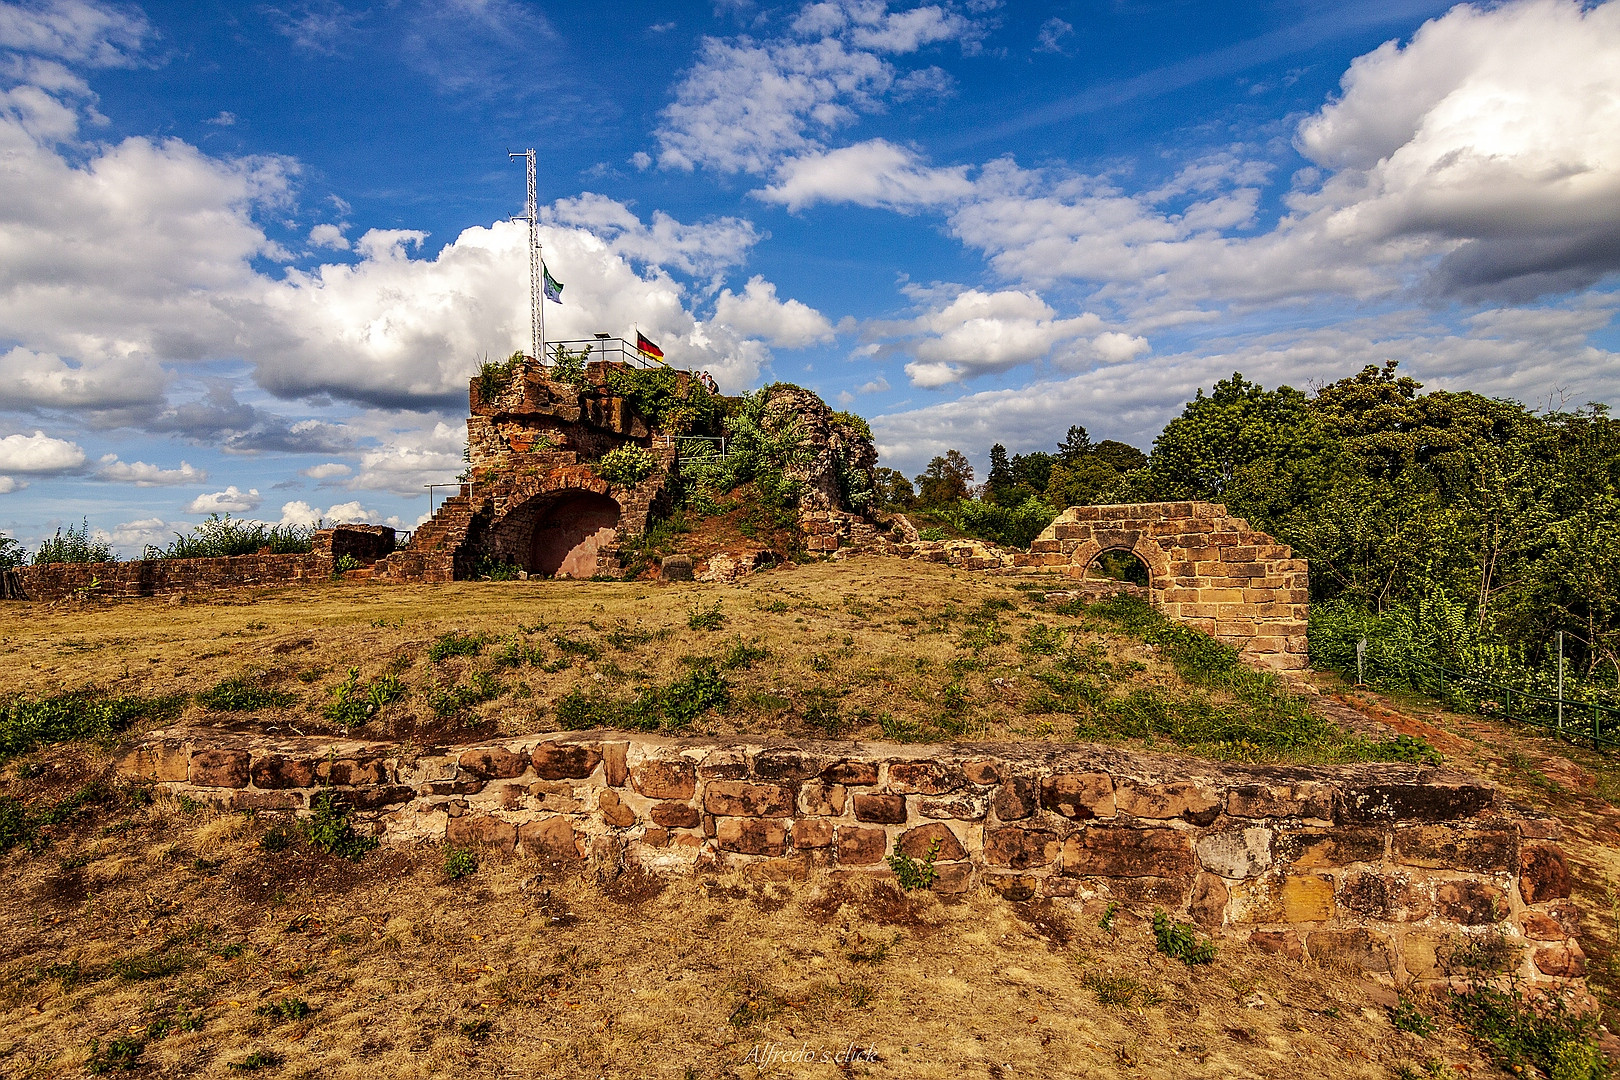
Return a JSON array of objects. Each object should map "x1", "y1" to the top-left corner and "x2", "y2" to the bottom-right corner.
[{"x1": 119, "y1": 729, "x2": 1585, "y2": 989}]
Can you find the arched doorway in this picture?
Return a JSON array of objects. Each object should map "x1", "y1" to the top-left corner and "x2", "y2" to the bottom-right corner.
[
  {"x1": 1086, "y1": 547, "x2": 1150, "y2": 587},
  {"x1": 529, "y1": 492, "x2": 622, "y2": 578}
]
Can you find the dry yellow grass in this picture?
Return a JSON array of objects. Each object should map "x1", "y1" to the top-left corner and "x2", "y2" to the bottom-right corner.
[
  {"x1": 0, "y1": 770, "x2": 1488, "y2": 1080},
  {"x1": 0, "y1": 560, "x2": 1192, "y2": 747}
]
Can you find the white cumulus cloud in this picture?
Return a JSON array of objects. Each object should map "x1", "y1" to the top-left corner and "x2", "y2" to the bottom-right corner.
[
  {"x1": 186, "y1": 485, "x2": 260, "y2": 514},
  {"x1": 712, "y1": 276, "x2": 835, "y2": 348},
  {"x1": 94, "y1": 455, "x2": 207, "y2": 486},
  {"x1": 756, "y1": 139, "x2": 974, "y2": 212},
  {"x1": 301, "y1": 461, "x2": 352, "y2": 480},
  {"x1": 0, "y1": 429, "x2": 85, "y2": 472}
]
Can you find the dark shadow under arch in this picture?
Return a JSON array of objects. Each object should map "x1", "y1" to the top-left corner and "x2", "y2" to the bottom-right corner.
[{"x1": 1087, "y1": 547, "x2": 1150, "y2": 587}]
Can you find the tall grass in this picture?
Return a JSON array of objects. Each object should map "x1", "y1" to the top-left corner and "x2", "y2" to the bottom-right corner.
[
  {"x1": 145, "y1": 514, "x2": 314, "y2": 559},
  {"x1": 33, "y1": 520, "x2": 114, "y2": 565}
]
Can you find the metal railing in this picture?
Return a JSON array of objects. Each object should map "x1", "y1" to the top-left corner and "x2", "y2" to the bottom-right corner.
[
  {"x1": 652, "y1": 434, "x2": 727, "y2": 457},
  {"x1": 544, "y1": 336, "x2": 669, "y2": 370},
  {"x1": 1352, "y1": 652, "x2": 1620, "y2": 752}
]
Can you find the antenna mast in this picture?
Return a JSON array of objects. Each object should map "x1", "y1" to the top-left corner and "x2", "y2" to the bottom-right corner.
[{"x1": 508, "y1": 148, "x2": 542, "y2": 366}]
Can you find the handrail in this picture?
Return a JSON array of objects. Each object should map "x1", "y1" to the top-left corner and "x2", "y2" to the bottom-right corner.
[
  {"x1": 1347, "y1": 653, "x2": 1620, "y2": 751},
  {"x1": 544, "y1": 337, "x2": 669, "y2": 371}
]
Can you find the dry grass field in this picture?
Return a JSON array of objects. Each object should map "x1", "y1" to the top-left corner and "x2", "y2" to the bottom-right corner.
[
  {"x1": 3, "y1": 558, "x2": 1619, "y2": 1078},
  {"x1": 0, "y1": 560, "x2": 1416, "y2": 763}
]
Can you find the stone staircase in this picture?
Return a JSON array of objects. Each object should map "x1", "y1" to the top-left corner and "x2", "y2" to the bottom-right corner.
[{"x1": 373, "y1": 491, "x2": 481, "y2": 583}]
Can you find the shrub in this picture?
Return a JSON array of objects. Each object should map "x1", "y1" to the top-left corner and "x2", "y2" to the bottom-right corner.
[
  {"x1": 0, "y1": 690, "x2": 185, "y2": 763},
  {"x1": 917, "y1": 526, "x2": 948, "y2": 541},
  {"x1": 430, "y1": 630, "x2": 490, "y2": 662},
  {"x1": 34, "y1": 519, "x2": 114, "y2": 565},
  {"x1": 444, "y1": 846, "x2": 479, "y2": 880},
  {"x1": 553, "y1": 665, "x2": 729, "y2": 732},
  {"x1": 87, "y1": 1036, "x2": 145, "y2": 1073},
  {"x1": 886, "y1": 837, "x2": 942, "y2": 891},
  {"x1": 475, "y1": 352, "x2": 524, "y2": 404},
  {"x1": 688, "y1": 600, "x2": 726, "y2": 631},
  {"x1": 0, "y1": 534, "x2": 25, "y2": 570},
  {"x1": 1151, "y1": 910, "x2": 1216, "y2": 964},
  {"x1": 1449, "y1": 979, "x2": 1609, "y2": 1079},
  {"x1": 427, "y1": 670, "x2": 500, "y2": 717},
  {"x1": 304, "y1": 791, "x2": 377, "y2": 860},
  {"x1": 473, "y1": 556, "x2": 521, "y2": 581},
  {"x1": 598, "y1": 444, "x2": 656, "y2": 487},
  {"x1": 938, "y1": 495, "x2": 1059, "y2": 549},
  {"x1": 324, "y1": 669, "x2": 407, "y2": 728},
  {"x1": 196, "y1": 676, "x2": 296, "y2": 712},
  {"x1": 254, "y1": 998, "x2": 311, "y2": 1022},
  {"x1": 146, "y1": 514, "x2": 314, "y2": 559}
]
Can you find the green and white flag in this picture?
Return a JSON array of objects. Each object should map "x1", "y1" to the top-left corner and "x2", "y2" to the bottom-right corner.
[{"x1": 543, "y1": 262, "x2": 563, "y2": 304}]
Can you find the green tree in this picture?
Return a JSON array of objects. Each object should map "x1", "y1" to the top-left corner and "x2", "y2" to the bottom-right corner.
[
  {"x1": 1056, "y1": 424, "x2": 1093, "y2": 464},
  {"x1": 916, "y1": 450, "x2": 974, "y2": 506},
  {"x1": 872, "y1": 467, "x2": 916, "y2": 510}
]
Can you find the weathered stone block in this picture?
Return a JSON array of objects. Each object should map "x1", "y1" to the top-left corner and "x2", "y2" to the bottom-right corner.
[
  {"x1": 447, "y1": 814, "x2": 516, "y2": 851},
  {"x1": 250, "y1": 754, "x2": 316, "y2": 789},
  {"x1": 983, "y1": 826, "x2": 1060, "y2": 869},
  {"x1": 888, "y1": 761, "x2": 962, "y2": 795},
  {"x1": 1392, "y1": 826, "x2": 1515, "y2": 872},
  {"x1": 1337, "y1": 871, "x2": 1432, "y2": 922},
  {"x1": 632, "y1": 760, "x2": 697, "y2": 799},
  {"x1": 1533, "y1": 942, "x2": 1586, "y2": 978},
  {"x1": 1339, "y1": 781, "x2": 1493, "y2": 823},
  {"x1": 1435, "y1": 880, "x2": 1509, "y2": 925},
  {"x1": 919, "y1": 793, "x2": 987, "y2": 820},
  {"x1": 1276, "y1": 826, "x2": 1384, "y2": 868},
  {"x1": 598, "y1": 790, "x2": 636, "y2": 828},
  {"x1": 1520, "y1": 845, "x2": 1572, "y2": 903},
  {"x1": 991, "y1": 777, "x2": 1037, "y2": 821},
  {"x1": 961, "y1": 760, "x2": 1002, "y2": 785},
  {"x1": 650, "y1": 801, "x2": 700, "y2": 829},
  {"x1": 1061, "y1": 827, "x2": 1195, "y2": 878},
  {"x1": 190, "y1": 749, "x2": 250, "y2": 788},
  {"x1": 715, "y1": 817, "x2": 787, "y2": 856},
  {"x1": 459, "y1": 746, "x2": 527, "y2": 780},
  {"x1": 853, "y1": 792, "x2": 907, "y2": 823},
  {"x1": 791, "y1": 819, "x2": 835, "y2": 849},
  {"x1": 1520, "y1": 912, "x2": 1568, "y2": 941},
  {"x1": 231, "y1": 790, "x2": 303, "y2": 811},
  {"x1": 118, "y1": 743, "x2": 189, "y2": 783},
  {"x1": 1040, "y1": 773, "x2": 1115, "y2": 819},
  {"x1": 1195, "y1": 827, "x2": 1273, "y2": 879},
  {"x1": 1231, "y1": 873, "x2": 1335, "y2": 923},
  {"x1": 531, "y1": 743, "x2": 601, "y2": 780},
  {"x1": 1189, "y1": 873, "x2": 1229, "y2": 928},
  {"x1": 1308, "y1": 929, "x2": 1393, "y2": 974},
  {"x1": 705, "y1": 781, "x2": 793, "y2": 817},
  {"x1": 753, "y1": 750, "x2": 823, "y2": 781},
  {"x1": 519, "y1": 816, "x2": 581, "y2": 860},
  {"x1": 822, "y1": 760, "x2": 879, "y2": 786},
  {"x1": 798, "y1": 780, "x2": 846, "y2": 817},
  {"x1": 897, "y1": 823, "x2": 966, "y2": 862},
  {"x1": 319, "y1": 758, "x2": 388, "y2": 786},
  {"x1": 602, "y1": 742, "x2": 629, "y2": 787},
  {"x1": 986, "y1": 873, "x2": 1040, "y2": 901},
  {"x1": 932, "y1": 863, "x2": 973, "y2": 894},
  {"x1": 1115, "y1": 781, "x2": 1221, "y2": 825},
  {"x1": 836, "y1": 825, "x2": 886, "y2": 865}
]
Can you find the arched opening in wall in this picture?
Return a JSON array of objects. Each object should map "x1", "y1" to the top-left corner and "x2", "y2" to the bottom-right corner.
[
  {"x1": 529, "y1": 492, "x2": 622, "y2": 578},
  {"x1": 1086, "y1": 548, "x2": 1150, "y2": 587}
]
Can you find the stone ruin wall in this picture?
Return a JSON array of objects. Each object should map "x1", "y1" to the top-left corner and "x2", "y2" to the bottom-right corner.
[
  {"x1": 1, "y1": 525, "x2": 396, "y2": 603},
  {"x1": 119, "y1": 729, "x2": 1586, "y2": 990}
]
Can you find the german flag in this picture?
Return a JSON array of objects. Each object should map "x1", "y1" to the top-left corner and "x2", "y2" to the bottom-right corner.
[{"x1": 635, "y1": 332, "x2": 665, "y2": 362}]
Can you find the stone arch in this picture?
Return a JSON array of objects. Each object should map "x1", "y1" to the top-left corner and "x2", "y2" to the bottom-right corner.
[
  {"x1": 1028, "y1": 502, "x2": 1310, "y2": 670},
  {"x1": 1065, "y1": 530, "x2": 1172, "y2": 601},
  {"x1": 484, "y1": 487, "x2": 624, "y2": 579}
]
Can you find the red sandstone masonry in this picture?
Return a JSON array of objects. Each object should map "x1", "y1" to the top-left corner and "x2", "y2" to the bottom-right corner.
[{"x1": 119, "y1": 728, "x2": 1582, "y2": 990}]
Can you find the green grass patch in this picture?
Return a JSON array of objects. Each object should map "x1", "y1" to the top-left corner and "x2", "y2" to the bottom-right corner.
[
  {"x1": 0, "y1": 690, "x2": 184, "y2": 763},
  {"x1": 196, "y1": 676, "x2": 296, "y2": 712},
  {"x1": 1449, "y1": 980, "x2": 1609, "y2": 1080},
  {"x1": 555, "y1": 664, "x2": 730, "y2": 732},
  {"x1": 428, "y1": 630, "x2": 490, "y2": 662}
]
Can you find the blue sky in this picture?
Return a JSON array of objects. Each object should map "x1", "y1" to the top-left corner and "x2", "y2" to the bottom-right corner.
[{"x1": 1, "y1": 0, "x2": 1618, "y2": 553}]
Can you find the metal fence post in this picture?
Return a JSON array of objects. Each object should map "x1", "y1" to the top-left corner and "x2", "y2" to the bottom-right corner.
[{"x1": 1557, "y1": 631, "x2": 1565, "y2": 738}]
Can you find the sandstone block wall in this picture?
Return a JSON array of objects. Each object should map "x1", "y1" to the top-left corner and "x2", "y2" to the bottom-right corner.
[
  {"x1": 1025, "y1": 502, "x2": 1310, "y2": 670},
  {"x1": 120, "y1": 730, "x2": 1582, "y2": 988}
]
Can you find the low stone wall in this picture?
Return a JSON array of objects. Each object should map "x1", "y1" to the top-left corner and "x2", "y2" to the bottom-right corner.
[
  {"x1": 8, "y1": 552, "x2": 333, "y2": 603},
  {"x1": 119, "y1": 729, "x2": 1583, "y2": 988},
  {"x1": 4, "y1": 525, "x2": 398, "y2": 602}
]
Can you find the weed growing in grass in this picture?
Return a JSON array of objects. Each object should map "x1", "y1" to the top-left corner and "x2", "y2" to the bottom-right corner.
[
  {"x1": 0, "y1": 690, "x2": 184, "y2": 763},
  {"x1": 719, "y1": 637, "x2": 770, "y2": 670},
  {"x1": 444, "y1": 846, "x2": 478, "y2": 880},
  {"x1": 196, "y1": 676, "x2": 296, "y2": 712},
  {"x1": 1390, "y1": 996, "x2": 1437, "y2": 1037},
  {"x1": 1152, "y1": 910, "x2": 1216, "y2": 965},
  {"x1": 111, "y1": 947, "x2": 188, "y2": 981},
  {"x1": 0, "y1": 781, "x2": 132, "y2": 853},
  {"x1": 428, "y1": 630, "x2": 490, "y2": 662},
  {"x1": 886, "y1": 837, "x2": 942, "y2": 891},
  {"x1": 800, "y1": 690, "x2": 847, "y2": 737},
  {"x1": 227, "y1": 1051, "x2": 285, "y2": 1072},
  {"x1": 304, "y1": 791, "x2": 377, "y2": 861},
  {"x1": 254, "y1": 997, "x2": 311, "y2": 1022},
  {"x1": 324, "y1": 669, "x2": 407, "y2": 728},
  {"x1": 1082, "y1": 971, "x2": 1163, "y2": 1008},
  {"x1": 333, "y1": 553, "x2": 362, "y2": 576},
  {"x1": 1021, "y1": 623, "x2": 1066, "y2": 656},
  {"x1": 87, "y1": 1036, "x2": 144, "y2": 1073},
  {"x1": 1098, "y1": 901, "x2": 1120, "y2": 932},
  {"x1": 428, "y1": 670, "x2": 500, "y2": 717},
  {"x1": 1448, "y1": 979, "x2": 1609, "y2": 1079},
  {"x1": 688, "y1": 600, "x2": 727, "y2": 631},
  {"x1": 496, "y1": 637, "x2": 546, "y2": 667},
  {"x1": 757, "y1": 598, "x2": 789, "y2": 613},
  {"x1": 550, "y1": 634, "x2": 602, "y2": 663},
  {"x1": 555, "y1": 664, "x2": 730, "y2": 732}
]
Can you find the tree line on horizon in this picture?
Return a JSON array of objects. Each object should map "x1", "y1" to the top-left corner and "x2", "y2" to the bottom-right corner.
[{"x1": 879, "y1": 361, "x2": 1620, "y2": 699}]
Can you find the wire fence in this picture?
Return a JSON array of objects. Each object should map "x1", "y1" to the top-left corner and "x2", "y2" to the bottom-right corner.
[
  {"x1": 1361, "y1": 654, "x2": 1620, "y2": 751},
  {"x1": 546, "y1": 337, "x2": 668, "y2": 370}
]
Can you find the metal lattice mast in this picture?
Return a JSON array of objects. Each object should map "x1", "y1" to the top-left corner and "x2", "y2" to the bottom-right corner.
[{"x1": 509, "y1": 148, "x2": 542, "y2": 366}]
